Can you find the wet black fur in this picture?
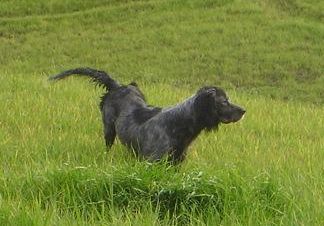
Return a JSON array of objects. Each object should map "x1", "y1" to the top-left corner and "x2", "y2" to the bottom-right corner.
[{"x1": 50, "y1": 67, "x2": 245, "y2": 163}]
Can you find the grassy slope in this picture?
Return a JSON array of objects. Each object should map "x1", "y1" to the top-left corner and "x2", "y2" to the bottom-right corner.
[
  {"x1": 0, "y1": 0, "x2": 323, "y2": 103},
  {"x1": 0, "y1": 0, "x2": 323, "y2": 225}
]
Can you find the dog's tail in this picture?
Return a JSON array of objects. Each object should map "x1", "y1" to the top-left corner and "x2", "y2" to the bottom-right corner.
[{"x1": 49, "y1": 67, "x2": 120, "y2": 91}]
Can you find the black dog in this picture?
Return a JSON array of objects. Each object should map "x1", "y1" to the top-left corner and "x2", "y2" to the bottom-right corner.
[{"x1": 50, "y1": 68, "x2": 245, "y2": 163}]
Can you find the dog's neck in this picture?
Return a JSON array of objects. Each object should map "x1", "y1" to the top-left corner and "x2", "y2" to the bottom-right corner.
[
  {"x1": 159, "y1": 96, "x2": 210, "y2": 161},
  {"x1": 163, "y1": 96, "x2": 207, "y2": 140}
]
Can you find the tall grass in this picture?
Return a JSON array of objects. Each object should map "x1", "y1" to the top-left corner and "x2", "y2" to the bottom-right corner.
[
  {"x1": 0, "y1": 74, "x2": 323, "y2": 225},
  {"x1": 0, "y1": 161, "x2": 294, "y2": 225}
]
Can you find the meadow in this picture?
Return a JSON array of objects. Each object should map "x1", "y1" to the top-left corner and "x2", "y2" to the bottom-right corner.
[{"x1": 0, "y1": 0, "x2": 323, "y2": 225}]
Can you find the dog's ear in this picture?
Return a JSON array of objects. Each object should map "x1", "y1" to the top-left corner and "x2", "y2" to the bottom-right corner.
[
  {"x1": 196, "y1": 87, "x2": 217, "y2": 100},
  {"x1": 194, "y1": 87, "x2": 220, "y2": 130},
  {"x1": 205, "y1": 88, "x2": 217, "y2": 97},
  {"x1": 194, "y1": 88, "x2": 215, "y2": 117}
]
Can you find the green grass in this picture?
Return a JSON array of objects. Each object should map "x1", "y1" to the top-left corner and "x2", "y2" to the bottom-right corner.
[{"x1": 0, "y1": 0, "x2": 323, "y2": 225}]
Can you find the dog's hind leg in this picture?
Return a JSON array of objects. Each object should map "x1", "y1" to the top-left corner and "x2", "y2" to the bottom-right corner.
[
  {"x1": 103, "y1": 119, "x2": 116, "y2": 148},
  {"x1": 101, "y1": 107, "x2": 117, "y2": 149}
]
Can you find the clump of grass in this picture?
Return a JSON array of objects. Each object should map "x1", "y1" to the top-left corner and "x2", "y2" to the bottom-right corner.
[{"x1": 1, "y1": 163, "x2": 291, "y2": 225}]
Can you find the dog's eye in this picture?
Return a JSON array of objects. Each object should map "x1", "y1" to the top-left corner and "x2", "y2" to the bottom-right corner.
[{"x1": 222, "y1": 100, "x2": 229, "y2": 105}]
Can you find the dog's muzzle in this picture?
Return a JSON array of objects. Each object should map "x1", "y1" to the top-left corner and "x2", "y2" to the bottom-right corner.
[{"x1": 221, "y1": 106, "x2": 246, "y2": 124}]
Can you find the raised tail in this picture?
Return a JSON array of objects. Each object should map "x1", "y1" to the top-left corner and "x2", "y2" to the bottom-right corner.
[{"x1": 49, "y1": 67, "x2": 120, "y2": 91}]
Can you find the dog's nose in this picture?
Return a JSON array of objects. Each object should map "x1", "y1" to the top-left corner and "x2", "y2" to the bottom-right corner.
[{"x1": 240, "y1": 109, "x2": 246, "y2": 115}]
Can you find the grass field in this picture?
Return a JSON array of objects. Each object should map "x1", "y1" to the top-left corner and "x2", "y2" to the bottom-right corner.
[{"x1": 0, "y1": 0, "x2": 323, "y2": 225}]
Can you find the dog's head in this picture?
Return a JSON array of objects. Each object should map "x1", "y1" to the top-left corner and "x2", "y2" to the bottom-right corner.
[{"x1": 194, "y1": 86, "x2": 245, "y2": 130}]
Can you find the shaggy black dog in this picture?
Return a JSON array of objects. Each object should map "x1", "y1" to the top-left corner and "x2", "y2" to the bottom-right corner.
[{"x1": 50, "y1": 68, "x2": 245, "y2": 163}]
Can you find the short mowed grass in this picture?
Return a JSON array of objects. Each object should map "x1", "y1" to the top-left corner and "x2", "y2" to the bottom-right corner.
[{"x1": 0, "y1": 0, "x2": 323, "y2": 225}]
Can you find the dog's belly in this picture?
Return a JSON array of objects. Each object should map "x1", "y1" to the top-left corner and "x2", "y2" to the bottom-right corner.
[
  {"x1": 116, "y1": 124, "x2": 141, "y2": 150},
  {"x1": 116, "y1": 116, "x2": 172, "y2": 160},
  {"x1": 137, "y1": 124, "x2": 172, "y2": 160}
]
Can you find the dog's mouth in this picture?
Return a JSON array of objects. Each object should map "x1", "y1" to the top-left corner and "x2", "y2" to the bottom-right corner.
[
  {"x1": 221, "y1": 111, "x2": 246, "y2": 124},
  {"x1": 221, "y1": 118, "x2": 239, "y2": 124}
]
